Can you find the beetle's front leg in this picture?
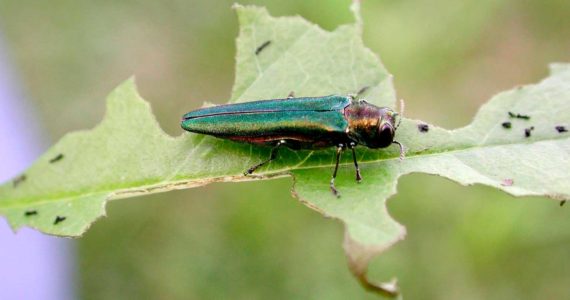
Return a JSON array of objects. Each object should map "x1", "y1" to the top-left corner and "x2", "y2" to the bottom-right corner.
[
  {"x1": 244, "y1": 140, "x2": 285, "y2": 175},
  {"x1": 330, "y1": 144, "x2": 344, "y2": 197},
  {"x1": 392, "y1": 141, "x2": 405, "y2": 161}
]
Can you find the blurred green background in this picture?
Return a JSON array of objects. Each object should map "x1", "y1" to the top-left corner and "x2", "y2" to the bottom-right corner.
[{"x1": 1, "y1": 0, "x2": 569, "y2": 299}]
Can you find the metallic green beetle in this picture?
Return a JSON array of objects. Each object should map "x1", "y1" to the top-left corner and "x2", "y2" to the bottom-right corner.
[{"x1": 181, "y1": 95, "x2": 404, "y2": 196}]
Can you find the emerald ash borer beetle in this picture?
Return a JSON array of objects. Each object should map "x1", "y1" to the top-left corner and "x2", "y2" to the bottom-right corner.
[{"x1": 181, "y1": 95, "x2": 404, "y2": 196}]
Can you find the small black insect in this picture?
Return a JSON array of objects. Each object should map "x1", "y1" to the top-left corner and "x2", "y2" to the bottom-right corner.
[
  {"x1": 418, "y1": 123, "x2": 429, "y2": 133},
  {"x1": 54, "y1": 216, "x2": 67, "y2": 225},
  {"x1": 49, "y1": 153, "x2": 64, "y2": 163},
  {"x1": 508, "y1": 112, "x2": 530, "y2": 120},
  {"x1": 501, "y1": 121, "x2": 512, "y2": 129},
  {"x1": 561, "y1": 200, "x2": 567, "y2": 207},
  {"x1": 555, "y1": 126, "x2": 568, "y2": 133},
  {"x1": 524, "y1": 126, "x2": 535, "y2": 138},
  {"x1": 13, "y1": 174, "x2": 26, "y2": 187},
  {"x1": 255, "y1": 40, "x2": 272, "y2": 55},
  {"x1": 24, "y1": 210, "x2": 38, "y2": 217}
]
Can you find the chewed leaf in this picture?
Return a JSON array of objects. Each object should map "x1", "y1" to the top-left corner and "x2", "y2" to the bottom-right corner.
[
  {"x1": 0, "y1": 3, "x2": 395, "y2": 236},
  {"x1": 0, "y1": 2, "x2": 569, "y2": 298},
  {"x1": 230, "y1": 4, "x2": 395, "y2": 106},
  {"x1": 0, "y1": 79, "x2": 182, "y2": 235},
  {"x1": 292, "y1": 64, "x2": 570, "y2": 295}
]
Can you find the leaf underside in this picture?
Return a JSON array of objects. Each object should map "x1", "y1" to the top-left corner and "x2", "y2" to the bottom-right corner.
[{"x1": 1, "y1": 3, "x2": 568, "y2": 297}]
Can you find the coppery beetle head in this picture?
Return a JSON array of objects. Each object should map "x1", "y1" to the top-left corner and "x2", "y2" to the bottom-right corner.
[
  {"x1": 375, "y1": 108, "x2": 398, "y2": 148},
  {"x1": 344, "y1": 100, "x2": 399, "y2": 149}
]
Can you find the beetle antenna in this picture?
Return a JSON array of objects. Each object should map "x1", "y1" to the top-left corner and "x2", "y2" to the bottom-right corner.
[
  {"x1": 395, "y1": 99, "x2": 405, "y2": 130},
  {"x1": 392, "y1": 141, "x2": 405, "y2": 161}
]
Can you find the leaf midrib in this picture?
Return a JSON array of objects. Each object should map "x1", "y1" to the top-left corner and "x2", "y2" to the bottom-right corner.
[{"x1": 1, "y1": 133, "x2": 566, "y2": 208}]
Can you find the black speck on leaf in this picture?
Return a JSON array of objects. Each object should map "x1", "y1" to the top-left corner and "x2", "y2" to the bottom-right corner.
[
  {"x1": 13, "y1": 174, "x2": 26, "y2": 187},
  {"x1": 501, "y1": 121, "x2": 512, "y2": 129},
  {"x1": 508, "y1": 111, "x2": 530, "y2": 120},
  {"x1": 418, "y1": 124, "x2": 429, "y2": 133},
  {"x1": 255, "y1": 40, "x2": 271, "y2": 55},
  {"x1": 555, "y1": 126, "x2": 568, "y2": 133},
  {"x1": 524, "y1": 127, "x2": 534, "y2": 138},
  {"x1": 24, "y1": 210, "x2": 38, "y2": 216},
  {"x1": 561, "y1": 200, "x2": 566, "y2": 207},
  {"x1": 54, "y1": 216, "x2": 67, "y2": 225},
  {"x1": 49, "y1": 153, "x2": 64, "y2": 163}
]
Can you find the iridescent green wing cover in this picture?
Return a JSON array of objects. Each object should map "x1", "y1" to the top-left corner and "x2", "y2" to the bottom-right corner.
[{"x1": 181, "y1": 95, "x2": 351, "y2": 147}]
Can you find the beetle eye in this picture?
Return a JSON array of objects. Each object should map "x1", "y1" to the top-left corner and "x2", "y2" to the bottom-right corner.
[{"x1": 377, "y1": 124, "x2": 394, "y2": 148}]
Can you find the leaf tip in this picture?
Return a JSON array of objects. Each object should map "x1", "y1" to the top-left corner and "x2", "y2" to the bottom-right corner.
[
  {"x1": 340, "y1": 214, "x2": 406, "y2": 298},
  {"x1": 232, "y1": 3, "x2": 269, "y2": 24},
  {"x1": 548, "y1": 63, "x2": 570, "y2": 76},
  {"x1": 106, "y1": 76, "x2": 140, "y2": 105},
  {"x1": 343, "y1": 232, "x2": 401, "y2": 297},
  {"x1": 349, "y1": 0, "x2": 363, "y2": 30}
]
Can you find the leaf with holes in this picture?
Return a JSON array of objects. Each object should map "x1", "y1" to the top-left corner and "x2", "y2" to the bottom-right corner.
[{"x1": 1, "y1": 3, "x2": 569, "y2": 297}]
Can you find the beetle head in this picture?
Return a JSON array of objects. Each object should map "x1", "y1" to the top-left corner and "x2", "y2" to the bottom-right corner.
[{"x1": 375, "y1": 109, "x2": 398, "y2": 148}]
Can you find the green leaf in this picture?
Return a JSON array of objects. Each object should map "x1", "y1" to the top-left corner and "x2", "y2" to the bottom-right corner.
[{"x1": 1, "y1": 3, "x2": 569, "y2": 297}]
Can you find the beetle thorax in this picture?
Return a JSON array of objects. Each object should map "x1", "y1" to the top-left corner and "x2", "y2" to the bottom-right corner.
[
  {"x1": 343, "y1": 101, "x2": 397, "y2": 148},
  {"x1": 344, "y1": 101, "x2": 382, "y2": 145}
]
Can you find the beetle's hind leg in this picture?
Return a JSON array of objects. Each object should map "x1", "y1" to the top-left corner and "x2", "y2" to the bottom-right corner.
[
  {"x1": 244, "y1": 140, "x2": 285, "y2": 175},
  {"x1": 330, "y1": 144, "x2": 344, "y2": 197}
]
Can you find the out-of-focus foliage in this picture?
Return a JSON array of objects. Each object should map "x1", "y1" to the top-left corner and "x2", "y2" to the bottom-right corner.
[{"x1": 1, "y1": 0, "x2": 569, "y2": 299}]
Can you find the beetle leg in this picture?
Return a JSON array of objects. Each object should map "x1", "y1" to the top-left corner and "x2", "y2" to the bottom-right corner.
[
  {"x1": 330, "y1": 144, "x2": 344, "y2": 197},
  {"x1": 244, "y1": 140, "x2": 285, "y2": 175},
  {"x1": 349, "y1": 142, "x2": 362, "y2": 182},
  {"x1": 392, "y1": 141, "x2": 405, "y2": 161}
]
